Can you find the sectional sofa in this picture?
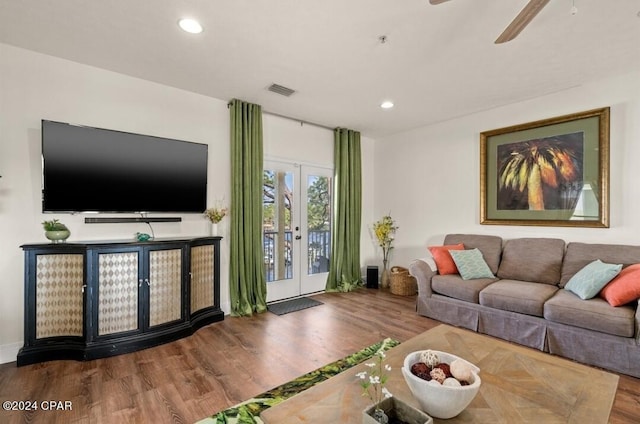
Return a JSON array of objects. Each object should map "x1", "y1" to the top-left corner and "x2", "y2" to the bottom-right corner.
[{"x1": 408, "y1": 234, "x2": 640, "y2": 378}]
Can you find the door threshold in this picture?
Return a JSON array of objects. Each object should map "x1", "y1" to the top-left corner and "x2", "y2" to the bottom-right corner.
[{"x1": 267, "y1": 290, "x2": 325, "y2": 304}]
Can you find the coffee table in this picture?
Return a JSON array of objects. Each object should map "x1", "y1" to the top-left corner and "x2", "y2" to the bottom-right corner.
[{"x1": 261, "y1": 324, "x2": 618, "y2": 423}]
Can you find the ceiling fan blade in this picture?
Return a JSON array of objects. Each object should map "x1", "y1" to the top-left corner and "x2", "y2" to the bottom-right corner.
[
  {"x1": 495, "y1": 0, "x2": 550, "y2": 44},
  {"x1": 429, "y1": 0, "x2": 451, "y2": 4}
]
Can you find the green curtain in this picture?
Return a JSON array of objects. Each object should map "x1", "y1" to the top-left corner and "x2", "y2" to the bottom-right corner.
[
  {"x1": 326, "y1": 128, "x2": 362, "y2": 292},
  {"x1": 229, "y1": 99, "x2": 267, "y2": 316}
]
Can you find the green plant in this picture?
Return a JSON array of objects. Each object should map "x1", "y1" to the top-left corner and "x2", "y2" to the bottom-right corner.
[
  {"x1": 373, "y1": 214, "x2": 399, "y2": 265},
  {"x1": 356, "y1": 350, "x2": 393, "y2": 422},
  {"x1": 42, "y1": 219, "x2": 68, "y2": 231},
  {"x1": 204, "y1": 206, "x2": 228, "y2": 223}
]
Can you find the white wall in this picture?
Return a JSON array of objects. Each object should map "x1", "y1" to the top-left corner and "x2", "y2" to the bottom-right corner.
[
  {"x1": 263, "y1": 115, "x2": 333, "y2": 165},
  {"x1": 360, "y1": 135, "x2": 377, "y2": 271},
  {"x1": 374, "y1": 71, "x2": 640, "y2": 268},
  {"x1": 0, "y1": 43, "x2": 376, "y2": 363}
]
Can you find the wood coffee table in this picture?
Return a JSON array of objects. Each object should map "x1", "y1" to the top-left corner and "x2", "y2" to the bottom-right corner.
[{"x1": 261, "y1": 324, "x2": 618, "y2": 423}]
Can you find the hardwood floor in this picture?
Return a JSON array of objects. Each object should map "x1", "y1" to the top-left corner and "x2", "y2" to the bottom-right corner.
[{"x1": 0, "y1": 289, "x2": 638, "y2": 423}]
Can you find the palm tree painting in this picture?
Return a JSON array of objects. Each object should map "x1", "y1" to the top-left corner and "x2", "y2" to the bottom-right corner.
[{"x1": 497, "y1": 132, "x2": 584, "y2": 211}]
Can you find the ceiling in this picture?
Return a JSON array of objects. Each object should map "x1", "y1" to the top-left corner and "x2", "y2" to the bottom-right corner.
[{"x1": 0, "y1": 0, "x2": 638, "y2": 138}]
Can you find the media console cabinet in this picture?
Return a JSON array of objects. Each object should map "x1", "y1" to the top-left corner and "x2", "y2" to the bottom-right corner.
[{"x1": 18, "y1": 236, "x2": 224, "y2": 366}]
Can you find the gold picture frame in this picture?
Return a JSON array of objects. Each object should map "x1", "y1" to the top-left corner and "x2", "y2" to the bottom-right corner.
[{"x1": 480, "y1": 107, "x2": 610, "y2": 227}]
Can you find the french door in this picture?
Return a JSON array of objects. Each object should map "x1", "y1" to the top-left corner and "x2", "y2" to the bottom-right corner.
[{"x1": 263, "y1": 161, "x2": 332, "y2": 302}]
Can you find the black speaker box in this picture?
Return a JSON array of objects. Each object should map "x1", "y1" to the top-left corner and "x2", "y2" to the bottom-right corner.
[{"x1": 366, "y1": 266, "x2": 379, "y2": 289}]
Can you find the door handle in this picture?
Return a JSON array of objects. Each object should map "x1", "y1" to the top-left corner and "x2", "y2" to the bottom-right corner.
[{"x1": 295, "y1": 235, "x2": 301, "y2": 240}]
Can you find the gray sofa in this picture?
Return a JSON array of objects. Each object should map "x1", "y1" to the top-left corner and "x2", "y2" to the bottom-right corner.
[{"x1": 409, "y1": 234, "x2": 640, "y2": 378}]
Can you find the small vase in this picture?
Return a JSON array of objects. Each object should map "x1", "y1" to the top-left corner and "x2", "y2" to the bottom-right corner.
[
  {"x1": 381, "y1": 260, "x2": 390, "y2": 289},
  {"x1": 210, "y1": 222, "x2": 220, "y2": 236},
  {"x1": 363, "y1": 397, "x2": 433, "y2": 424},
  {"x1": 45, "y1": 230, "x2": 70, "y2": 243}
]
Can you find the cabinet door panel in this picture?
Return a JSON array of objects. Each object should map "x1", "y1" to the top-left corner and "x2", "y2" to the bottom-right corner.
[
  {"x1": 148, "y1": 248, "x2": 182, "y2": 326},
  {"x1": 98, "y1": 251, "x2": 139, "y2": 335},
  {"x1": 191, "y1": 244, "x2": 215, "y2": 313},
  {"x1": 35, "y1": 254, "x2": 84, "y2": 338}
]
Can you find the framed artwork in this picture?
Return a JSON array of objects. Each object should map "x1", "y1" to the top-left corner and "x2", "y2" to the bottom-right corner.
[{"x1": 480, "y1": 107, "x2": 609, "y2": 227}]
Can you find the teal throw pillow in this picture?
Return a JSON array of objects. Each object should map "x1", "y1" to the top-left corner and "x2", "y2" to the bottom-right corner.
[
  {"x1": 449, "y1": 248, "x2": 495, "y2": 280},
  {"x1": 564, "y1": 259, "x2": 622, "y2": 300}
]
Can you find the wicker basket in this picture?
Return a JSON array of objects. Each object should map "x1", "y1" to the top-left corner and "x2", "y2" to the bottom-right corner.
[{"x1": 389, "y1": 266, "x2": 418, "y2": 296}]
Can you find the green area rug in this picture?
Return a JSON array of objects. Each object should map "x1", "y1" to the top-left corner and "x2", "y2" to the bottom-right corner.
[{"x1": 196, "y1": 338, "x2": 400, "y2": 424}]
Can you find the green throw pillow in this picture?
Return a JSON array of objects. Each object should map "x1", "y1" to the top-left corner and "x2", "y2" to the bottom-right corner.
[
  {"x1": 564, "y1": 259, "x2": 622, "y2": 300},
  {"x1": 449, "y1": 248, "x2": 495, "y2": 280}
]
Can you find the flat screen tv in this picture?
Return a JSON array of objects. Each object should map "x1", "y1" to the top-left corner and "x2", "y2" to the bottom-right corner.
[{"x1": 42, "y1": 120, "x2": 208, "y2": 213}]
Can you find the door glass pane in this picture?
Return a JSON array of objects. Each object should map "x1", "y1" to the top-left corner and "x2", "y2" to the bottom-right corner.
[
  {"x1": 307, "y1": 175, "x2": 331, "y2": 275},
  {"x1": 263, "y1": 169, "x2": 293, "y2": 282}
]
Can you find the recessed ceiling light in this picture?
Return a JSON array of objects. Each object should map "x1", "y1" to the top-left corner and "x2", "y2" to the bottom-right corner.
[
  {"x1": 380, "y1": 101, "x2": 394, "y2": 109},
  {"x1": 178, "y1": 18, "x2": 203, "y2": 34}
]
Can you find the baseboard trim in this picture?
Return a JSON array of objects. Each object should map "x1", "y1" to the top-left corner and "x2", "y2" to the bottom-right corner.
[{"x1": 0, "y1": 342, "x2": 21, "y2": 365}]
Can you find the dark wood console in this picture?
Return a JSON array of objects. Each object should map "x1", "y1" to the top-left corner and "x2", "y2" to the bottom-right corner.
[{"x1": 18, "y1": 237, "x2": 224, "y2": 366}]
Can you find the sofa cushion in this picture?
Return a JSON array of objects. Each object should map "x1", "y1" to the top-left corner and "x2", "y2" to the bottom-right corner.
[
  {"x1": 560, "y1": 242, "x2": 640, "y2": 287},
  {"x1": 479, "y1": 280, "x2": 558, "y2": 317},
  {"x1": 443, "y1": 234, "x2": 502, "y2": 274},
  {"x1": 432, "y1": 274, "x2": 497, "y2": 304},
  {"x1": 449, "y1": 248, "x2": 495, "y2": 280},
  {"x1": 428, "y1": 243, "x2": 464, "y2": 275},
  {"x1": 600, "y1": 263, "x2": 640, "y2": 306},
  {"x1": 564, "y1": 260, "x2": 622, "y2": 300},
  {"x1": 544, "y1": 290, "x2": 635, "y2": 337},
  {"x1": 497, "y1": 238, "x2": 565, "y2": 285}
]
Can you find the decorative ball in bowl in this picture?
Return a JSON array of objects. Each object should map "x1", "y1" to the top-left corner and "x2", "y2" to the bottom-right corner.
[{"x1": 401, "y1": 350, "x2": 481, "y2": 419}]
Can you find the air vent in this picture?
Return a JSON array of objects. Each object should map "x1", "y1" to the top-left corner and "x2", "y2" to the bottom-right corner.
[{"x1": 268, "y1": 83, "x2": 296, "y2": 97}]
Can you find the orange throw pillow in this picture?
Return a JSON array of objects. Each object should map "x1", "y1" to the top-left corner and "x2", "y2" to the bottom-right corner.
[
  {"x1": 428, "y1": 243, "x2": 465, "y2": 275},
  {"x1": 600, "y1": 263, "x2": 640, "y2": 306}
]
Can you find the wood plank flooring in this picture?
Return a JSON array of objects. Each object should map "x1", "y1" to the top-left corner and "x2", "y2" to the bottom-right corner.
[{"x1": 0, "y1": 289, "x2": 638, "y2": 423}]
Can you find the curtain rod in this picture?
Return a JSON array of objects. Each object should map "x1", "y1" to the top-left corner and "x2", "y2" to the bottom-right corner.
[
  {"x1": 227, "y1": 101, "x2": 335, "y2": 131},
  {"x1": 263, "y1": 110, "x2": 336, "y2": 132}
]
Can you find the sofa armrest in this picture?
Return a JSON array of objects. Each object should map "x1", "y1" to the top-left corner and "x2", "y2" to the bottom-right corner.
[{"x1": 409, "y1": 258, "x2": 437, "y2": 298}]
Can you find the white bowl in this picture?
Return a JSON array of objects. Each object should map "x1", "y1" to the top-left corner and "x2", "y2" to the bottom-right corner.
[{"x1": 402, "y1": 350, "x2": 481, "y2": 419}]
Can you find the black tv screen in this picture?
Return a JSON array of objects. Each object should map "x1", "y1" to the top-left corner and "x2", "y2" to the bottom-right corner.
[{"x1": 42, "y1": 120, "x2": 208, "y2": 213}]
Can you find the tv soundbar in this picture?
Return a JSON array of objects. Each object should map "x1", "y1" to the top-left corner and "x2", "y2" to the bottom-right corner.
[{"x1": 84, "y1": 217, "x2": 182, "y2": 224}]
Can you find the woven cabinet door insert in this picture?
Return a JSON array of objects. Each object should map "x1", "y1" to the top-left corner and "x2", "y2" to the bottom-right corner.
[
  {"x1": 148, "y1": 248, "x2": 182, "y2": 327},
  {"x1": 98, "y1": 251, "x2": 139, "y2": 336},
  {"x1": 35, "y1": 254, "x2": 84, "y2": 339},
  {"x1": 191, "y1": 244, "x2": 215, "y2": 313}
]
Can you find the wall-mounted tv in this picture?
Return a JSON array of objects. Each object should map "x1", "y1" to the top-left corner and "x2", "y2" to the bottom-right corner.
[{"x1": 42, "y1": 120, "x2": 208, "y2": 214}]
